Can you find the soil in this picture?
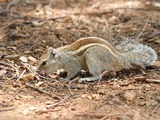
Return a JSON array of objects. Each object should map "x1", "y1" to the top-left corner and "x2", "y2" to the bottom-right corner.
[{"x1": 0, "y1": 0, "x2": 160, "y2": 120}]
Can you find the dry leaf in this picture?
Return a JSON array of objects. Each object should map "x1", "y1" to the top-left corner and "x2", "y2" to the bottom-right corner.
[
  {"x1": 20, "y1": 73, "x2": 35, "y2": 81},
  {"x1": 45, "y1": 101, "x2": 54, "y2": 105},
  {"x1": 35, "y1": 81, "x2": 44, "y2": 87},
  {"x1": 0, "y1": 69, "x2": 7, "y2": 76},
  {"x1": 91, "y1": 94, "x2": 100, "y2": 101},
  {"x1": 20, "y1": 56, "x2": 28, "y2": 62},
  {"x1": 19, "y1": 95, "x2": 34, "y2": 100},
  {"x1": 154, "y1": 61, "x2": 160, "y2": 67},
  {"x1": 24, "y1": 50, "x2": 31, "y2": 54},
  {"x1": 154, "y1": 39, "x2": 160, "y2": 44},
  {"x1": 87, "y1": 95, "x2": 92, "y2": 100},
  {"x1": 81, "y1": 94, "x2": 87, "y2": 98},
  {"x1": 28, "y1": 56, "x2": 37, "y2": 62},
  {"x1": 123, "y1": 91, "x2": 136, "y2": 102}
]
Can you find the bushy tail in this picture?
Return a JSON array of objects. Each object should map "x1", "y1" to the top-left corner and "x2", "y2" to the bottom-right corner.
[{"x1": 115, "y1": 38, "x2": 157, "y2": 67}]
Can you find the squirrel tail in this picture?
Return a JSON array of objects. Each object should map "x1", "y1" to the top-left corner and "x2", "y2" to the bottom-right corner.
[{"x1": 115, "y1": 39, "x2": 157, "y2": 67}]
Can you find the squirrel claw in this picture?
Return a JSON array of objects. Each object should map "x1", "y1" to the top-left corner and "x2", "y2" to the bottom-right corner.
[
  {"x1": 78, "y1": 77, "x2": 96, "y2": 83},
  {"x1": 78, "y1": 78, "x2": 88, "y2": 83}
]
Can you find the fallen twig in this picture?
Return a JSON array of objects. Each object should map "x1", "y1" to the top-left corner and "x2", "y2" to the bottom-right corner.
[
  {"x1": 76, "y1": 7, "x2": 84, "y2": 22},
  {"x1": 145, "y1": 79, "x2": 160, "y2": 83},
  {"x1": 16, "y1": 69, "x2": 26, "y2": 81},
  {"x1": 98, "y1": 70, "x2": 110, "y2": 83},
  {"x1": 133, "y1": 109, "x2": 140, "y2": 120},
  {"x1": 150, "y1": 104, "x2": 160, "y2": 116},
  {"x1": 134, "y1": 76, "x2": 147, "y2": 82},
  {"x1": 0, "y1": 107, "x2": 16, "y2": 112},
  {"x1": 25, "y1": 83, "x2": 61, "y2": 100},
  {"x1": 68, "y1": 77, "x2": 80, "y2": 96},
  {"x1": 101, "y1": 113, "x2": 131, "y2": 120},
  {"x1": 6, "y1": 0, "x2": 21, "y2": 11},
  {"x1": 75, "y1": 113, "x2": 107, "y2": 118},
  {"x1": 75, "y1": 112, "x2": 131, "y2": 119},
  {"x1": 0, "y1": 20, "x2": 16, "y2": 31},
  {"x1": 0, "y1": 61, "x2": 19, "y2": 78},
  {"x1": 21, "y1": 62, "x2": 51, "y2": 80},
  {"x1": 47, "y1": 95, "x2": 71, "y2": 109},
  {"x1": 137, "y1": 17, "x2": 150, "y2": 39},
  {"x1": 134, "y1": 76, "x2": 160, "y2": 83},
  {"x1": 3, "y1": 54, "x2": 19, "y2": 60},
  {"x1": 23, "y1": 16, "x2": 68, "y2": 27}
]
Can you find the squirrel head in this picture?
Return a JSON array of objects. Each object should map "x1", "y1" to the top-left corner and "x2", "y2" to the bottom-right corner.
[{"x1": 37, "y1": 47, "x2": 63, "y2": 74}]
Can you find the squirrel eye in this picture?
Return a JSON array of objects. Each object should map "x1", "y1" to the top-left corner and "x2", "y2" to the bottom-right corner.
[
  {"x1": 52, "y1": 53, "x2": 56, "y2": 57},
  {"x1": 42, "y1": 61, "x2": 47, "y2": 66}
]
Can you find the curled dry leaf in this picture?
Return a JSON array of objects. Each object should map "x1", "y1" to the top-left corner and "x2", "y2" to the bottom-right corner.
[
  {"x1": 32, "y1": 20, "x2": 47, "y2": 27},
  {"x1": 28, "y1": 56, "x2": 37, "y2": 62},
  {"x1": 45, "y1": 101, "x2": 54, "y2": 105},
  {"x1": 123, "y1": 91, "x2": 136, "y2": 102},
  {"x1": 24, "y1": 50, "x2": 31, "y2": 54},
  {"x1": 20, "y1": 56, "x2": 28, "y2": 63},
  {"x1": 19, "y1": 95, "x2": 34, "y2": 100},
  {"x1": 19, "y1": 73, "x2": 35, "y2": 81},
  {"x1": 154, "y1": 61, "x2": 160, "y2": 67},
  {"x1": 35, "y1": 81, "x2": 44, "y2": 87},
  {"x1": 0, "y1": 69, "x2": 7, "y2": 76},
  {"x1": 154, "y1": 39, "x2": 160, "y2": 44},
  {"x1": 87, "y1": 95, "x2": 92, "y2": 100},
  {"x1": 81, "y1": 94, "x2": 87, "y2": 98},
  {"x1": 84, "y1": 94, "x2": 101, "y2": 100},
  {"x1": 91, "y1": 94, "x2": 101, "y2": 101}
]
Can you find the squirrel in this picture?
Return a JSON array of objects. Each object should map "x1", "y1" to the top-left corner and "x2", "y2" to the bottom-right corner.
[{"x1": 37, "y1": 37, "x2": 157, "y2": 82}]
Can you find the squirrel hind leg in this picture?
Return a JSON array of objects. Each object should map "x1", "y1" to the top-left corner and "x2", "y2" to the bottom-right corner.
[{"x1": 78, "y1": 52, "x2": 102, "y2": 83}]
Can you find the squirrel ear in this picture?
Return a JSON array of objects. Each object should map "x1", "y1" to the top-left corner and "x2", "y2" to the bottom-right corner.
[
  {"x1": 48, "y1": 47, "x2": 54, "y2": 51},
  {"x1": 48, "y1": 47, "x2": 57, "y2": 58}
]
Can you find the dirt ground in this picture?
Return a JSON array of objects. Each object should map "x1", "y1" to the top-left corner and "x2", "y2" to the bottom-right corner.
[{"x1": 0, "y1": 0, "x2": 160, "y2": 120}]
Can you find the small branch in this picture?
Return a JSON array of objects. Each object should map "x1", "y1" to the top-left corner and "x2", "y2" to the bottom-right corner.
[
  {"x1": 134, "y1": 76, "x2": 160, "y2": 83},
  {"x1": 137, "y1": 17, "x2": 150, "y2": 39},
  {"x1": 68, "y1": 77, "x2": 80, "y2": 96},
  {"x1": 47, "y1": 95, "x2": 71, "y2": 109},
  {"x1": 98, "y1": 70, "x2": 110, "y2": 83},
  {"x1": 0, "y1": 61, "x2": 19, "y2": 78},
  {"x1": 75, "y1": 113, "x2": 107, "y2": 118},
  {"x1": 0, "y1": 107, "x2": 16, "y2": 112},
  {"x1": 21, "y1": 62, "x2": 51, "y2": 80},
  {"x1": 16, "y1": 69, "x2": 26, "y2": 81},
  {"x1": 20, "y1": 62, "x2": 35, "y2": 74},
  {"x1": 100, "y1": 113, "x2": 131, "y2": 120},
  {"x1": 75, "y1": 112, "x2": 131, "y2": 119},
  {"x1": 3, "y1": 54, "x2": 19, "y2": 60},
  {"x1": 76, "y1": 7, "x2": 84, "y2": 22},
  {"x1": 6, "y1": 0, "x2": 21, "y2": 11},
  {"x1": 48, "y1": 16, "x2": 68, "y2": 21},
  {"x1": 25, "y1": 83, "x2": 61, "y2": 100},
  {"x1": 150, "y1": 104, "x2": 160, "y2": 116},
  {"x1": 133, "y1": 110, "x2": 140, "y2": 120},
  {"x1": 145, "y1": 79, "x2": 160, "y2": 83}
]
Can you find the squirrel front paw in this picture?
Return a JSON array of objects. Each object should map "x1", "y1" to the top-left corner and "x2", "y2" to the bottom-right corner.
[
  {"x1": 78, "y1": 77, "x2": 96, "y2": 83},
  {"x1": 58, "y1": 77, "x2": 70, "y2": 81},
  {"x1": 78, "y1": 76, "x2": 99, "y2": 83},
  {"x1": 78, "y1": 78, "x2": 88, "y2": 83}
]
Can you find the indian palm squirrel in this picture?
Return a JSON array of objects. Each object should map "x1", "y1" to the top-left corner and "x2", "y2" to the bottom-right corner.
[{"x1": 37, "y1": 37, "x2": 157, "y2": 82}]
